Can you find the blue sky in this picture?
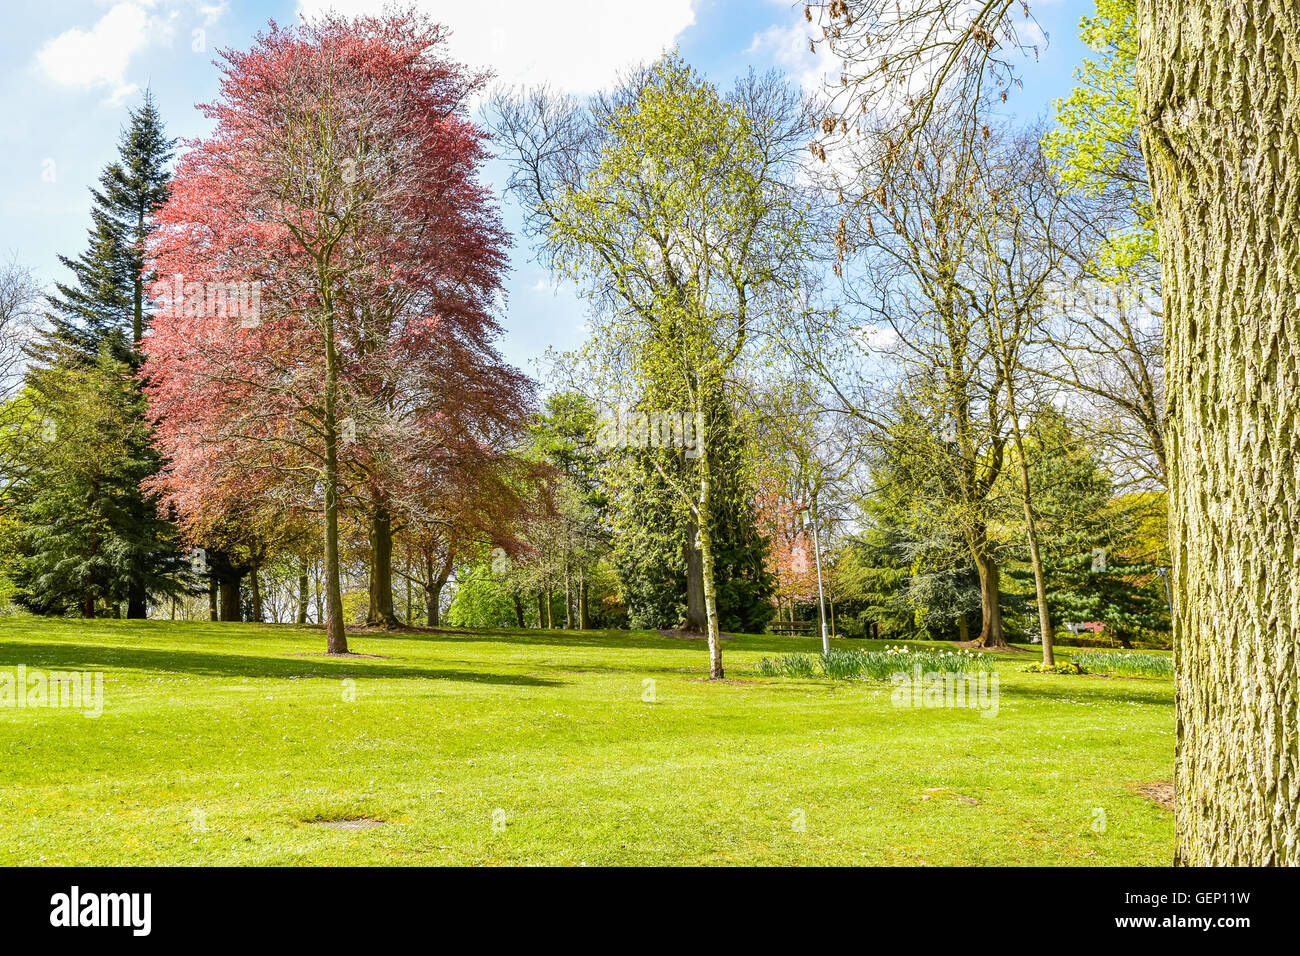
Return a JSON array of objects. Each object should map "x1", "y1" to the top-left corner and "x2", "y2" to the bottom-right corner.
[{"x1": 0, "y1": 0, "x2": 1094, "y2": 373}]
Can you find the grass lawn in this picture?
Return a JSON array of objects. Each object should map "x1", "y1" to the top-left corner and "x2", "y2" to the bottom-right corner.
[{"x1": 0, "y1": 618, "x2": 1174, "y2": 865}]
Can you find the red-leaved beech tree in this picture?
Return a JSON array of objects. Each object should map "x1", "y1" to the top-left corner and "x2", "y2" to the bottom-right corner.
[{"x1": 143, "y1": 10, "x2": 525, "y2": 653}]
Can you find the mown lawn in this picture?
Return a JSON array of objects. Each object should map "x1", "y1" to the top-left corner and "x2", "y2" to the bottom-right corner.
[{"x1": 0, "y1": 618, "x2": 1174, "y2": 865}]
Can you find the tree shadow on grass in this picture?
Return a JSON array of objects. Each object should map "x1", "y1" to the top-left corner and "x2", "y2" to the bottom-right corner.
[
  {"x1": 0, "y1": 642, "x2": 562, "y2": 688},
  {"x1": 998, "y1": 678, "x2": 1173, "y2": 709},
  {"x1": 368, "y1": 624, "x2": 827, "y2": 656}
]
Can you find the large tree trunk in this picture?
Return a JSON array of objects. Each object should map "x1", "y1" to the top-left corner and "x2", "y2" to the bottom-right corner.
[
  {"x1": 366, "y1": 504, "x2": 400, "y2": 627},
  {"x1": 126, "y1": 581, "x2": 147, "y2": 620},
  {"x1": 426, "y1": 582, "x2": 442, "y2": 627},
  {"x1": 513, "y1": 594, "x2": 526, "y2": 628},
  {"x1": 683, "y1": 519, "x2": 707, "y2": 632},
  {"x1": 219, "y1": 577, "x2": 241, "y2": 622},
  {"x1": 971, "y1": 547, "x2": 1006, "y2": 648},
  {"x1": 1139, "y1": 0, "x2": 1300, "y2": 865}
]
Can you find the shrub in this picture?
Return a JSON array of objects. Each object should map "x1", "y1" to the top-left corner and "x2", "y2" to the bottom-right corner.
[
  {"x1": 1023, "y1": 661, "x2": 1085, "y2": 675},
  {"x1": 1072, "y1": 650, "x2": 1173, "y2": 678}
]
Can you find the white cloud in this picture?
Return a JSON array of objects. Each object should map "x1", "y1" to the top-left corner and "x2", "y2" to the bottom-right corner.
[
  {"x1": 34, "y1": 2, "x2": 230, "y2": 104},
  {"x1": 851, "y1": 324, "x2": 901, "y2": 353},
  {"x1": 35, "y1": 3, "x2": 153, "y2": 105},
  {"x1": 296, "y1": 0, "x2": 698, "y2": 94},
  {"x1": 745, "y1": 22, "x2": 837, "y2": 93}
]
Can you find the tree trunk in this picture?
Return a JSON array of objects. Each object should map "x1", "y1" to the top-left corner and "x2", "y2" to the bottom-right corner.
[
  {"x1": 366, "y1": 504, "x2": 399, "y2": 627},
  {"x1": 696, "y1": 446, "x2": 723, "y2": 679},
  {"x1": 536, "y1": 590, "x2": 545, "y2": 629},
  {"x1": 683, "y1": 519, "x2": 707, "y2": 633},
  {"x1": 321, "y1": 311, "x2": 348, "y2": 655},
  {"x1": 209, "y1": 573, "x2": 218, "y2": 622},
  {"x1": 1005, "y1": 390, "x2": 1055, "y2": 665},
  {"x1": 579, "y1": 571, "x2": 590, "y2": 630},
  {"x1": 988, "y1": 298, "x2": 1056, "y2": 665},
  {"x1": 249, "y1": 562, "x2": 263, "y2": 623},
  {"x1": 957, "y1": 613, "x2": 969, "y2": 643},
  {"x1": 133, "y1": 212, "x2": 144, "y2": 349},
  {"x1": 513, "y1": 594, "x2": 526, "y2": 628},
  {"x1": 971, "y1": 547, "x2": 1006, "y2": 648},
  {"x1": 1139, "y1": 0, "x2": 1300, "y2": 865},
  {"x1": 564, "y1": 563, "x2": 573, "y2": 630},
  {"x1": 297, "y1": 568, "x2": 309, "y2": 625},
  {"x1": 426, "y1": 582, "x2": 442, "y2": 627},
  {"x1": 126, "y1": 581, "x2": 147, "y2": 620},
  {"x1": 219, "y1": 577, "x2": 241, "y2": 622},
  {"x1": 545, "y1": 586, "x2": 553, "y2": 629}
]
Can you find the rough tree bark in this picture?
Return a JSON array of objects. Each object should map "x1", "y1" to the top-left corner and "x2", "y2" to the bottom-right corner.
[{"x1": 1138, "y1": 0, "x2": 1300, "y2": 865}]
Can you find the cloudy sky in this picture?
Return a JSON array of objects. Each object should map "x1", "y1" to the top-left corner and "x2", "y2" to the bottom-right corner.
[{"x1": 0, "y1": 0, "x2": 1090, "y2": 372}]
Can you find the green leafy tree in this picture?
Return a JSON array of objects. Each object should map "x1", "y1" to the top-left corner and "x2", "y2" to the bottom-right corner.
[
  {"x1": 610, "y1": 425, "x2": 776, "y2": 635},
  {"x1": 1004, "y1": 410, "x2": 1168, "y2": 646},
  {"x1": 1042, "y1": 0, "x2": 1153, "y2": 276},
  {"x1": 11, "y1": 345, "x2": 182, "y2": 616},
  {"x1": 497, "y1": 56, "x2": 813, "y2": 675},
  {"x1": 24, "y1": 94, "x2": 180, "y2": 617}
]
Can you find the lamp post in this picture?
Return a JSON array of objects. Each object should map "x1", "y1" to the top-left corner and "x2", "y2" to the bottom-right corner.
[
  {"x1": 1156, "y1": 566, "x2": 1174, "y2": 612},
  {"x1": 803, "y1": 505, "x2": 830, "y2": 655}
]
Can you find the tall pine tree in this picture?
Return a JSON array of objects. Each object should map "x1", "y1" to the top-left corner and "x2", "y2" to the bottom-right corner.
[
  {"x1": 47, "y1": 90, "x2": 173, "y2": 360},
  {"x1": 21, "y1": 92, "x2": 181, "y2": 617}
]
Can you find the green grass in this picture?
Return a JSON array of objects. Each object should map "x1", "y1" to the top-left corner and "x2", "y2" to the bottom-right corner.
[{"x1": 0, "y1": 618, "x2": 1174, "y2": 865}]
